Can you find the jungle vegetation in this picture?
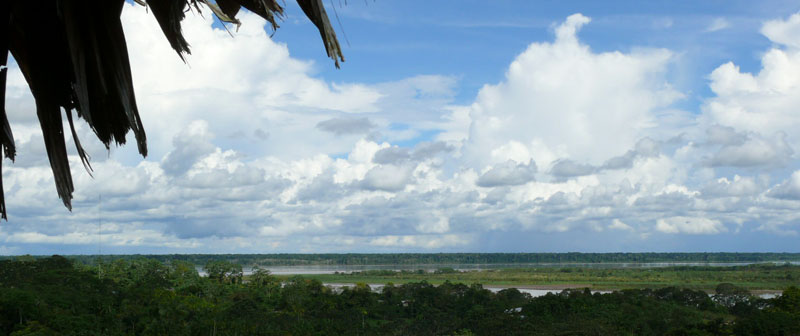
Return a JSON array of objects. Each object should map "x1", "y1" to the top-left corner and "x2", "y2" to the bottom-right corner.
[{"x1": 1, "y1": 256, "x2": 799, "y2": 335}]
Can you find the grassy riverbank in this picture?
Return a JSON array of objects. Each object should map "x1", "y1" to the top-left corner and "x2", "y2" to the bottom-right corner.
[{"x1": 274, "y1": 263, "x2": 800, "y2": 291}]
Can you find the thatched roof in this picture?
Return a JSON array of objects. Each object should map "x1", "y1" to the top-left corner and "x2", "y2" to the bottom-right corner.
[{"x1": 0, "y1": 0, "x2": 343, "y2": 219}]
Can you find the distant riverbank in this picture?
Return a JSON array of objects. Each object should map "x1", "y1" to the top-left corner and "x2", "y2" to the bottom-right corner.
[
  {"x1": 271, "y1": 263, "x2": 800, "y2": 292},
  {"x1": 203, "y1": 260, "x2": 800, "y2": 275},
  {"x1": 322, "y1": 282, "x2": 783, "y2": 299},
  {"x1": 57, "y1": 252, "x2": 800, "y2": 268}
]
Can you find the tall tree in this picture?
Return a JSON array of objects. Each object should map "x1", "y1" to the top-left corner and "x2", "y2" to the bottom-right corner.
[{"x1": 0, "y1": 0, "x2": 343, "y2": 219}]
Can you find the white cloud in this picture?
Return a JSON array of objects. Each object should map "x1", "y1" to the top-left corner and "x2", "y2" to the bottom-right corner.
[
  {"x1": 6, "y1": 10, "x2": 800, "y2": 253},
  {"x1": 705, "y1": 18, "x2": 730, "y2": 32},
  {"x1": 372, "y1": 146, "x2": 411, "y2": 164},
  {"x1": 458, "y1": 13, "x2": 681, "y2": 172},
  {"x1": 708, "y1": 132, "x2": 793, "y2": 167},
  {"x1": 476, "y1": 160, "x2": 537, "y2": 187},
  {"x1": 316, "y1": 117, "x2": 375, "y2": 136},
  {"x1": 550, "y1": 159, "x2": 595, "y2": 179},
  {"x1": 359, "y1": 164, "x2": 415, "y2": 191},
  {"x1": 655, "y1": 216, "x2": 727, "y2": 234},
  {"x1": 703, "y1": 13, "x2": 800, "y2": 151},
  {"x1": 768, "y1": 170, "x2": 800, "y2": 200},
  {"x1": 700, "y1": 175, "x2": 764, "y2": 198},
  {"x1": 413, "y1": 141, "x2": 453, "y2": 159},
  {"x1": 368, "y1": 234, "x2": 471, "y2": 249},
  {"x1": 601, "y1": 137, "x2": 662, "y2": 170},
  {"x1": 705, "y1": 125, "x2": 746, "y2": 146},
  {"x1": 120, "y1": 3, "x2": 383, "y2": 161},
  {"x1": 415, "y1": 212, "x2": 451, "y2": 234},
  {"x1": 762, "y1": 13, "x2": 800, "y2": 49},
  {"x1": 161, "y1": 120, "x2": 216, "y2": 175},
  {"x1": 608, "y1": 219, "x2": 634, "y2": 231}
]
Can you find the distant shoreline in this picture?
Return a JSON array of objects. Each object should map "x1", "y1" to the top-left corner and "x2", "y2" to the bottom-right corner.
[
  {"x1": 37, "y1": 252, "x2": 800, "y2": 268},
  {"x1": 322, "y1": 282, "x2": 785, "y2": 296},
  {"x1": 276, "y1": 263, "x2": 800, "y2": 292}
]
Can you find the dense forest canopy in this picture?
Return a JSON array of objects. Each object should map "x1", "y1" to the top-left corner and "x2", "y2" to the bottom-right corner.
[{"x1": 1, "y1": 256, "x2": 799, "y2": 335}]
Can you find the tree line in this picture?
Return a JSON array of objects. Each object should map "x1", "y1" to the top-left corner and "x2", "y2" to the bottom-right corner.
[
  {"x1": 1, "y1": 256, "x2": 799, "y2": 335},
  {"x1": 33, "y1": 252, "x2": 800, "y2": 267}
]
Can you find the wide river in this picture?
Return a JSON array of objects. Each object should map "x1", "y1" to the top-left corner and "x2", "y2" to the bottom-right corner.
[
  {"x1": 206, "y1": 261, "x2": 800, "y2": 276},
  {"x1": 196, "y1": 261, "x2": 793, "y2": 299},
  {"x1": 322, "y1": 283, "x2": 780, "y2": 299}
]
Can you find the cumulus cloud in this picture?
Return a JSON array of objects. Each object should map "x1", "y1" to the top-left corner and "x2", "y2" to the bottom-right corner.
[
  {"x1": 549, "y1": 159, "x2": 595, "y2": 178},
  {"x1": 359, "y1": 164, "x2": 415, "y2": 192},
  {"x1": 316, "y1": 117, "x2": 375, "y2": 136},
  {"x1": 601, "y1": 138, "x2": 661, "y2": 170},
  {"x1": 700, "y1": 175, "x2": 764, "y2": 198},
  {"x1": 372, "y1": 146, "x2": 411, "y2": 164},
  {"x1": 371, "y1": 141, "x2": 454, "y2": 165},
  {"x1": 655, "y1": 216, "x2": 727, "y2": 234},
  {"x1": 703, "y1": 13, "x2": 800, "y2": 151},
  {"x1": 476, "y1": 160, "x2": 537, "y2": 187},
  {"x1": 705, "y1": 125, "x2": 746, "y2": 146},
  {"x1": 708, "y1": 132, "x2": 793, "y2": 168},
  {"x1": 369, "y1": 234, "x2": 471, "y2": 249},
  {"x1": 761, "y1": 13, "x2": 800, "y2": 49},
  {"x1": 293, "y1": 171, "x2": 345, "y2": 203},
  {"x1": 119, "y1": 2, "x2": 383, "y2": 161},
  {"x1": 4, "y1": 60, "x2": 38, "y2": 125},
  {"x1": 161, "y1": 120, "x2": 216, "y2": 176},
  {"x1": 7, "y1": 10, "x2": 800, "y2": 254},
  {"x1": 768, "y1": 171, "x2": 800, "y2": 200},
  {"x1": 459, "y1": 13, "x2": 681, "y2": 170},
  {"x1": 411, "y1": 141, "x2": 453, "y2": 161},
  {"x1": 608, "y1": 219, "x2": 634, "y2": 231}
]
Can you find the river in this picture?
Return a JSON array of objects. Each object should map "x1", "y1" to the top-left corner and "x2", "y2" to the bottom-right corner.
[
  {"x1": 194, "y1": 261, "x2": 793, "y2": 298},
  {"x1": 322, "y1": 283, "x2": 780, "y2": 299},
  {"x1": 197, "y1": 260, "x2": 800, "y2": 276}
]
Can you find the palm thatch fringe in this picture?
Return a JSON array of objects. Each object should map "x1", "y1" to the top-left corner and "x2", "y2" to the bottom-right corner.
[
  {"x1": 297, "y1": 0, "x2": 344, "y2": 68},
  {"x1": 0, "y1": 0, "x2": 344, "y2": 219},
  {"x1": 1, "y1": 3, "x2": 17, "y2": 220}
]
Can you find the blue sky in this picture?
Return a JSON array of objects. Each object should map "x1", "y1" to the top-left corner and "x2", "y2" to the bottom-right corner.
[
  {"x1": 276, "y1": 1, "x2": 794, "y2": 99},
  {"x1": 3, "y1": 1, "x2": 800, "y2": 254}
]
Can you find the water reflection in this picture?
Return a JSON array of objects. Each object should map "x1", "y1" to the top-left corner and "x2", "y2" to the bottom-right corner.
[{"x1": 324, "y1": 283, "x2": 779, "y2": 299}]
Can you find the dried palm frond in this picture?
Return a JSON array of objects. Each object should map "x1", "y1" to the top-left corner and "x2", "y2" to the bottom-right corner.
[
  {"x1": 0, "y1": 4, "x2": 15, "y2": 220},
  {"x1": 0, "y1": 0, "x2": 344, "y2": 219},
  {"x1": 297, "y1": 0, "x2": 344, "y2": 68}
]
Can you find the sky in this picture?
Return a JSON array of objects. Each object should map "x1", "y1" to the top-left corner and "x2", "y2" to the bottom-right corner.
[{"x1": 3, "y1": 1, "x2": 800, "y2": 254}]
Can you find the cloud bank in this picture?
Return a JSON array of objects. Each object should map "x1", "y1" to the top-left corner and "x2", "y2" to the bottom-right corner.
[{"x1": 2, "y1": 7, "x2": 800, "y2": 254}]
